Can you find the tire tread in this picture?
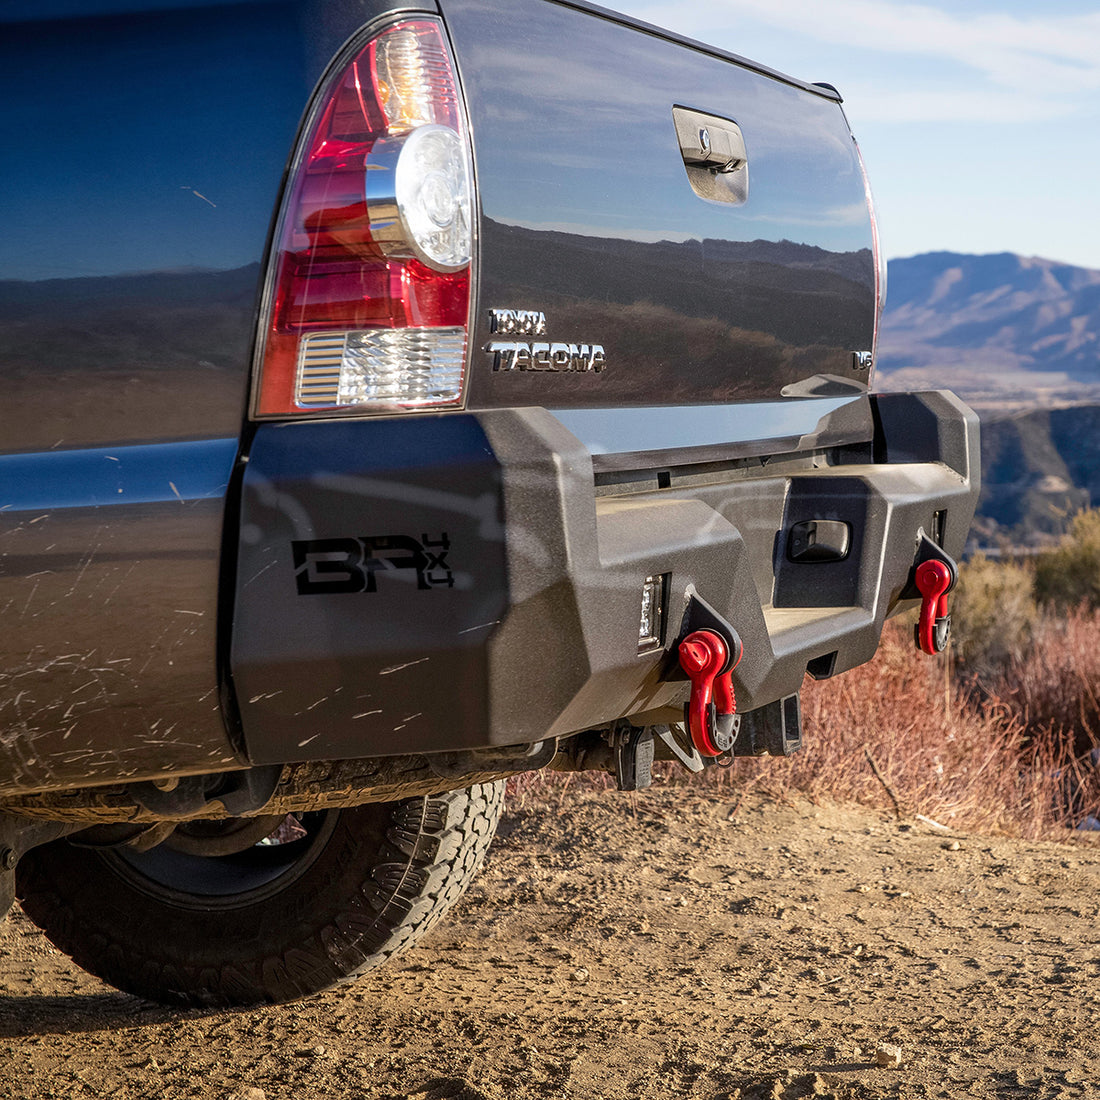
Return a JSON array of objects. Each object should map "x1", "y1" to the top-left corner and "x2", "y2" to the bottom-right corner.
[{"x1": 16, "y1": 781, "x2": 504, "y2": 1006}]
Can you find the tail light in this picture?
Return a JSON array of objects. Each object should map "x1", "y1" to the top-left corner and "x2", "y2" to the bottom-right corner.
[
  {"x1": 854, "y1": 138, "x2": 887, "y2": 381},
  {"x1": 252, "y1": 18, "x2": 474, "y2": 418}
]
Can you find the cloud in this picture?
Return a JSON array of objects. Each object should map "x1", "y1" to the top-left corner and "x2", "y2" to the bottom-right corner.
[
  {"x1": 616, "y1": 0, "x2": 1100, "y2": 119},
  {"x1": 830, "y1": 86, "x2": 1080, "y2": 124},
  {"x1": 752, "y1": 0, "x2": 1100, "y2": 91}
]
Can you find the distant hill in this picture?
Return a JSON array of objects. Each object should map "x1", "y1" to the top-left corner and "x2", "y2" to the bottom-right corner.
[
  {"x1": 877, "y1": 251, "x2": 1100, "y2": 411},
  {"x1": 871, "y1": 252, "x2": 1100, "y2": 541},
  {"x1": 975, "y1": 405, "x2": 1100, "y2": 544}
]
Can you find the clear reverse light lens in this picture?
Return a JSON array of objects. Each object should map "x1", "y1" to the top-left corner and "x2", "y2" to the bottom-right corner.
[{"x1": 296, "y1": 328, "x2": 466, "y2": 408}]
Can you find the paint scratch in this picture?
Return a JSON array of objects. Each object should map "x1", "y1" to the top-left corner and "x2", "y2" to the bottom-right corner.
[
  {"x1": 380, "y1": 658, "x2": 430, "y2": 676},
  {"x1": 181, "y1": 186, "x2": 217, "y2": 208},
  {"x1": 458, "y1": 620, "x2": 502, "y2": 635}
]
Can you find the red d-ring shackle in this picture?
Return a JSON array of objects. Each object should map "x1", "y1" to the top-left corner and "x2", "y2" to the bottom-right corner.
[
  {"x1": 914, "y1": 559, "x2": 953, "y2": 655},
  {"x1": 677, "y1": 629, "x2": 742, "y2": 757}
]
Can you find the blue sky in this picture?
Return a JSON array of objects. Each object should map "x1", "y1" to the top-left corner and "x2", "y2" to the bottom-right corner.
[{"x1": 610, "y1": 0, "x2": 1100, "y2": 269}]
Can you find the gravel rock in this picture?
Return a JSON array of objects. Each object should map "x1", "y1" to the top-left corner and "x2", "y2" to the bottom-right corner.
[{"x1": 875, "y1": 1042, "x2": 903, "y2": 1068}]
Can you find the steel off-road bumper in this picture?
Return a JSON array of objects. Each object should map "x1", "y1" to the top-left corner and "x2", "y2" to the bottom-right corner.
[{"x1": 230, "y1": 391, "x2": 978, "y2": 765}]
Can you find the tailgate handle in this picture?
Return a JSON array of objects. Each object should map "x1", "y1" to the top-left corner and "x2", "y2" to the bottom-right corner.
[
  {"x1": 673, "y1": 106, "x2": 748, "y2": 205},
  {"x1": 674, "y1": 107, "x2": 746, "y2": 172},
  {"x1": 678, "y1": 123, "x2": 745, "y2": 172}
]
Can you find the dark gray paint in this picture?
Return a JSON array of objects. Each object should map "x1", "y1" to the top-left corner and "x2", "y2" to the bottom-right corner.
[
  {"x1": 440, "y1": 0, "x2": 876, "y2": 412},
  {"x1": 0, "y1": 0, "x2": 426, "y2": 793}
]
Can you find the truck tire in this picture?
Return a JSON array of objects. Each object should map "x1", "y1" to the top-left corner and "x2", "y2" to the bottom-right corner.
[{"x1": 15, "y1": 781, "x2": 504, "y2": 1006}]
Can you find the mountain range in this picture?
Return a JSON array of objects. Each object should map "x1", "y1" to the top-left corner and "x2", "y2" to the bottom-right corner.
[
  {"x1": 876, "y1": 251, "x2": 1100, "y2": 541},
  {"x1": 877, "y1": 251, "x2": 1100, "y2": 412}
]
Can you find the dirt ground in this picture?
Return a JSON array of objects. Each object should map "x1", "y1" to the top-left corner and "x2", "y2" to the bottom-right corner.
[{"x1": 3, "y1": 783, "x2": 1100, "y2": 1100}]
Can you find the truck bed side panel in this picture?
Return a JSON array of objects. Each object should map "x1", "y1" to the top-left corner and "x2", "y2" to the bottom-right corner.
[{"x1": 0, "y1": 0, "x2": 416, "y2": 793}]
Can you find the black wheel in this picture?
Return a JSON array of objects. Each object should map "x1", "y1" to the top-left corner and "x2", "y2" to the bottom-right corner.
[{"x1": 15, "y1": 781, "x2": 503, "y2": 1006}]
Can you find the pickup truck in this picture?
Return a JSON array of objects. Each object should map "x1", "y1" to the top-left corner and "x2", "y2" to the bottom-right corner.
[{"x1": 0, "y1": 0, "x2": 977, "y2": 1006}]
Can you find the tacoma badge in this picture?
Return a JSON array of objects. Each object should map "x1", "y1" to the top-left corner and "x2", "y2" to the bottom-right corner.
[{"x1": 486, "y1": 309, "x2": 606, "y2": 373}]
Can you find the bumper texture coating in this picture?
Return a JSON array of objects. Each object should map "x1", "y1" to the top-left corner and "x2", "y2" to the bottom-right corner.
[{"x1": 230, "y1": 391, "x2": 978, "y2": 764}]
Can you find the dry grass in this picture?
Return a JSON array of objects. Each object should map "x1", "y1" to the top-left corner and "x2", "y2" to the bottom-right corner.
[
  {"x1": 736, "y1": 621, "x2": 1096, "y2": 839},
  {"x1": 511, "y1": 614, "x2": 1100, "y2": 841},
  {"x1": 986, "y1": 607, "x2": 1100, "y2": 751},
  {"x1": 680, "y1": 622, "x2": 1062, "y2": 838}
]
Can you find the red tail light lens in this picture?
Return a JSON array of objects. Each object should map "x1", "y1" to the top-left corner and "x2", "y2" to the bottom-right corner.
[{"x1": 253, "y1": 18, "x2": 474, "y2": 417}]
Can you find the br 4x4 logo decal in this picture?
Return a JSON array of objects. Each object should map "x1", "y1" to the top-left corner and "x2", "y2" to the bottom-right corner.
[{"x1": 292, "y1": 534, "x2": 453, "y2": 594}]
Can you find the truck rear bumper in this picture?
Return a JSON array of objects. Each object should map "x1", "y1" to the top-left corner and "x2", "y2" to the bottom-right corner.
[{"x1": 230, "y1": 391, "x2": 978, "y2": 763}]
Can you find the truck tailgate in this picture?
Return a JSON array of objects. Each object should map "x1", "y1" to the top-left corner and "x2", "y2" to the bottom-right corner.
[{"x1": 443, "y1": 0, "x2": 876, "y2": 426}]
